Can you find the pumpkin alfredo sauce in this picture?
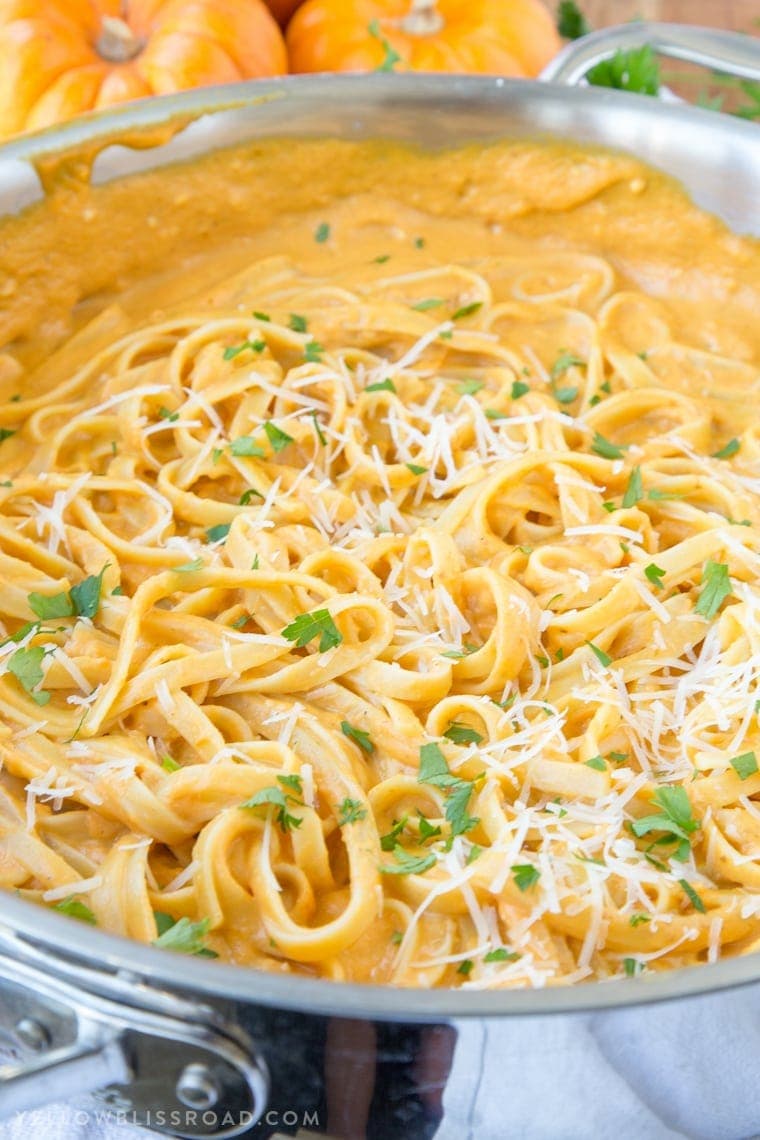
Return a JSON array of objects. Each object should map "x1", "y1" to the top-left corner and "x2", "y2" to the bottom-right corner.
[{"x1": 1, "y1": 137, "x2": 760, "y2": 987}]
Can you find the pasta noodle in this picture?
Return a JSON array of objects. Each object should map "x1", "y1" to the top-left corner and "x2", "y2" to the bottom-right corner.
[{"x1": 1, "y1": 137, "x2": 760, "y2": 988}]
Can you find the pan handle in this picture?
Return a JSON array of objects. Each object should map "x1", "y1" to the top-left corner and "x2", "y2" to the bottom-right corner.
[
  {"x1": 541, "y1": 21, "x2": 760, "y2": 86},
  {"x1": 0, "y1": 926, "x2": 268, "y2": 1138}
]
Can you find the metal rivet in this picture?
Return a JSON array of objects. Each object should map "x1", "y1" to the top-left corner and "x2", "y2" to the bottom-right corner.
[
  {"x1": 175, "y1": 1063, "x2": 220, "y2": 1110},
  {"x1": 14, "y1": 1018, "x2": 51, "y2": 1052}
]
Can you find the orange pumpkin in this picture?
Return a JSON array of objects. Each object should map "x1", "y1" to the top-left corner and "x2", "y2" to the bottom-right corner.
[
  {"x1": 287, "y1": 0, "x2": 561, "y2": 77},
  {"x1": 263, "y1": 0, "x2": 304, "y2": 27},
  {"x1": 0, "y1": 0, "x2": 287, "y2": 139}
]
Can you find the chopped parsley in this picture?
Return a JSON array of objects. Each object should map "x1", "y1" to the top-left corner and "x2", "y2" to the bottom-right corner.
[
  {"x1": 623, "y1": 957, "x2": 643, "y2": 977},
  {"x1": 0, "y1": 428, "x2": 16, "y2": 444},
  {"x1": 340, "y1": 720, "x2": 375, "y2": 754},
  {"x1": 314, "y1": 222, "x2": 330, "y2": 243},
  {"x1": 380, "y1": 845, "x2": 436, "y2": 875},
  {"x1": 310, "y1": 411, "x2": 327, "y2": 446},
  {"x1": 240, "y1": 785, "x2": 302, "y2": 832},
  {"x1": 711, "y1": 437, "x2": 740, "y2": 460},
  {"x1": 230, "y1": 435, "x2": 265, "y2": 458},
  {"x1": 158, "y1": 405, "x2": 179, "y2": 422},
  {"x1": 694, "y1": 560, "x2": 732, "y2": 620},
  {"x1": 511, "y1": 864, "x2": 540, "y2": 892},
  {"x1": 8, "y1": 646, "x2": 49, "y2": 705},
  {"x1": 337, "y1": 798, "x2": 367, "y2": 826},
  {"x1": 511, "y1": 379, "x2": 530, "y2": 400},
  {"x1": 239, "y1": 487, "x2": 264, "y2": 504},
  {"x1": 54, "y1": 896, "x2": 96, "y2": 925},
  {"x1": 28, "y1": 590, "x2": 74, "y2": 620},
  {"x1": 443, "y1": 722, "x2": 484, "y2": 746},
  {"x1": 380, "y1": 817, "x2": 408, "y2": 851},
  {"x1": 730, "y1": 751, "x2": 758, "y2": 781},
  {"x1": 405, "y1": 462, "x2": 428, "y2": 475},
  {"x1": 252, "y1": 311, "x2": 270, "y2": 321},
  {"x1": 484, "y1": 947, "x2": 519, "y2": 963},
  {"x1": 451, "y1": 301, "x2": 483, "y2": 320},
  {"x1": 632, "y1": 785, "x2": 700, "y2": 861},
  {"x1": 485, "y1": 408, "x2": 507, "y2": 420},
  {"x1": 366, "y1": 377, "x2": 397, "y2": 394},
  {"x1": 418, "y1": 742, "x2": 478, "y2": 840},
  {"x1": 456, "y1": 959, "x2": 474, "y2": 976},
  {"x1": 456, "y1": 378, "x2": 485, "y2": 396},
  {"x1": 585, "y1": 755, "x2": 607, "y2": 771},
  {"x1": 368, "y1": 17, "x2": 401, "y2": 71},
  {"x1": 411, "y1": 297, "x2": 444, "y2": 311},
  {"x1": 263, "y1": 421, "x2": 294, "y2": 452},
  {"x1": 205, "y1": 523, "x2": 231, "y2": 544},
  {"x1": 223, "y1": 339, "x2": 265, "y2": 360},
  {"x1": 622, "y1": 466, "x2": 643, "y2": 508},
  {"x1": 304, "y1": 340, "x2": 324, "y2": 363},
  {"x1": 153, "y1": 914, "x2": 218, "y2": 957},
  {"x1": 551, "y1": 350, "x2": 584, "y2": 380},
  {"x1": 629, "y1": 913, "x2": 651, "y2": 927},
  {"x1": 161, "y1": 755, "x2": 181, "y2": 773},
  {"x1": 174, "y1": 558, "x2": 203, "y2": 572},
  {"x1": 282, "y1": 608, "x2": 342, "y2": 652},
  {"x1": 586, "y1": 641, "x2": 612, "y2": 667},
  {"x1": 288, "y1": 313, "x2": 308, "y2": 333},
  {"x1": 678, "y1": 879, "x2": 706, "y2": 913},
  {"x1": 591, "y1": 432, "x2": 627, "y2": 460}
]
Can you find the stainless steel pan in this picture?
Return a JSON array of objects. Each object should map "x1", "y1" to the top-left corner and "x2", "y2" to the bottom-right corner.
[{"x1": 1, "y1": 23, "x2": 760, "y2": 1140}]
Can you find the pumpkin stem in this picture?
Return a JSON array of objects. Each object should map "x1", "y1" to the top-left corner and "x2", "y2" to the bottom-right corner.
[
  {"x1": 96, "y1": 15, "x2": 143, "y2": 63},
  {"x1": 401, "y1": 0, "x2": 444, "y2": 37}
]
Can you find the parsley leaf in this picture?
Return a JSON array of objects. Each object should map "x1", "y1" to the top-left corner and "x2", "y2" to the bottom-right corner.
[
  {"x1": 585, "y1": 755, "x2": 607, "y2": 771},
  {"x1": 587, "y1": 45, "x2": 660, "y2": 96},
  {"x1": 337, "y1": 798, "x2": 367, "y2": 825},
  {"x1": 678, "y1": 879, "x2": 706, "y2": 913},
  {"x1": 694, "y1": 560, "x2": 732, "y2": 620},
  {"x1": 314, "y1": 222, "x2": 330, "y2": 243},
  {"x1": 380, "y1": 816, "x2": 408, "y2": 851},
  {"x1": 263, "y1": 421, "x2": 294, "y2": 452},
  {"x1": 452, "y1": 301, "x2": 483, "y2": 320},
  {"x1": 230, "y1": 436, "x2": 265, "y2": 458},
  {"x1": 368, "y1": 18, "x2": 402, "y2": 71},
  {"x1": 205, "y1": 523, "x2": 231, "y2": 544},
  {"x1": 69, "y1": 565, "x2": 108, "y2": 619},
  {"x1": 712, "y1": 437, "x2": 740, "y2": 460},
  {"x1": 28, "y1": 590, "x2": 74, "y2": 620},
  {"x1": 162, "y1": 755, "x2": 181, "y2": 772},
  {"x1": 54, "y1": 896, "x2": 96, "y2": 925},
  {"x1": 632, "y1": 785, "x2": 700, "y2": 861},
  {"x1": 288, "y1": 313, "x2": 308, "y2": 333},
  {"x1": 239, "y1": 487, "x2": 264, "y2": 504},
  {"x1": 365, "y1": 377, "x2": 397, "y2": 394},
  {"x1": 511, "y1": 379, "x2": 530, "y2": 400},
  {"x1": 380, "y1": 845, "x2": 436, "y2": 875},
  {"x1": 622, "y1": 466, "x2": 643, "y2": 508},
  {"x1": 418, "y1": 742, "x2": 478, "y2": 839},
  {"x1": 153, "y1": 914, "x2": 218, "y2": 957},
  {"x1": 223, "y1": 339, "x2": 265, "y2": 360},
  {"x1": 457, "y1": 959, "x2": 474, "y2": 976},
  {"x1": 484, "y1": 947, "x2": 519, "y2": 963},
  {"x1": 411, "y1": 297, "x2": 444, "y2": 312},
  {"x1": 340, "y1": 720, "x2": 375, "y2": 754},
  {"x1": 629, "y1": 913, "x2": 651, "y2": 927},
  {"x1": 304, "y1": 341, "x2": 324, "y2": 363},
  {"x1": 0, "y1": 428, "x2": 16, "y2": 444},
  {"x1": 158, "y1": 405, "x2": 179, "y2": 422},
  {"x1": 456, "y1": 379, "x2": 485, "y2": 396},
  {"x1": 645, "y1": 563, "x2": 666, "y2": 590},
  {"x1": 174, "y1": 557, "x2": 203, "y2": 572},
  {"x1": 405, "y1": 462, "x2": 427, "y2": 476},
  {"x1": 551, "y1": 350, "x2": 584, "y2": 380},
  {"x1": 586, "y1": 641, "x2": 612, "y2": 667},
  {"x1": 730, "y1": 751, "x2": 758, "y2": 781},
  {"x1": 240, "y1": 785, "x2": 303, "y2": 832},
  {"x1": 557, "y1": 0, "x2": 591, "y2": 39},
  {"x1": 310, "y1": 411, "x2": 327, "y2": 446},
  {"x1": 591, "y1": 432, "x2": 627, "y2": 460},
  {"x1": 282, "y1": 608, "x2": 342, "y2": 652},
  {"x1": 8, "y1": 645, "x2": 49, "y2": 705},
  {"x1": 511, "y1": 863, "x2": 540, "y2": 892},
  {"x1": 444, "y1": 722, "x2": 484, "y2": 746},
  {"x1": 252, "y1": 311, "x2": 270, "y2": 321}
]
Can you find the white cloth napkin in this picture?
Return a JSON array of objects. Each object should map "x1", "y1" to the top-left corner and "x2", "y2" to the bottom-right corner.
[{"x1": 3, "y1": 981, "x2": 759, "y2": 1140}]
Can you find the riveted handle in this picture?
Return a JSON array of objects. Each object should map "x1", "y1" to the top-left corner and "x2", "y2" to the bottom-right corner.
[
  {"x1": 541, "y1": 21, "x2": 760, "y2": 86},
  {"x1": 0, "y1": 926, "x2": 269, "y2": 1138}
]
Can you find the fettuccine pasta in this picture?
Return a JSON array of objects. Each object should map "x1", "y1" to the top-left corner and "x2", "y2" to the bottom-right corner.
[{"x1": 1, "y1": 137, "x2": 760, "y2": 988}]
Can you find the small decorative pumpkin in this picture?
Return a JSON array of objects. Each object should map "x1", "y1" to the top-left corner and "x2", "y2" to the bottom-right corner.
[
  {"x1": 0, "y1": 0, "x2": 288, "y2": 139},
  {"x1": 287, "y1": 0, "x2": 561, "y2": 78}
]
